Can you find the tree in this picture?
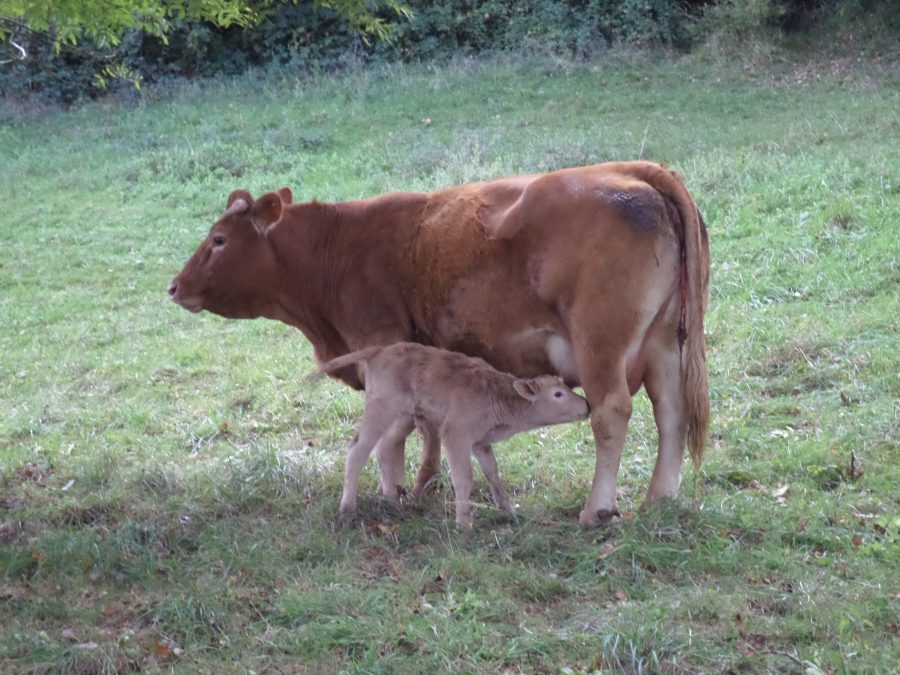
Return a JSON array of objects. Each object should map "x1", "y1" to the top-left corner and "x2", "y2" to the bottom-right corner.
[{"x1": 0, "y1": 0, "x2": 408, "y2": 58}]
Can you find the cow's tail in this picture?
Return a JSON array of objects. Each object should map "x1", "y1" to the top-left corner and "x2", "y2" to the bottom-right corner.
[
  {"x1": 617, "y1": 161, "x2": 711, "y2": 469},
  {"x1": 318, "y1": 346, "x2": 384, "y2": 375}
]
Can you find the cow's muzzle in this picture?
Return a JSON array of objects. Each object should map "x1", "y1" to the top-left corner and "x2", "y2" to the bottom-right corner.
[{"x1": 168, "y1": 281, "x2": 201, "y2": 312}]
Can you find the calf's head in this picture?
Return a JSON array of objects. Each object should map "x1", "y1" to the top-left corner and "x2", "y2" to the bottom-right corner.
[
  {"x1": 168, "y1": 188, "x2": 291, "y2": 319},
  {"x1": 513, "y1": 375, "x2": 590, "y2": 426}
]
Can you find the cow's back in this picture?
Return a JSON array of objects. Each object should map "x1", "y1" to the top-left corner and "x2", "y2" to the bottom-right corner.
[{"x1": 406, "y1": 165, "x2": 682, "y2": 381}]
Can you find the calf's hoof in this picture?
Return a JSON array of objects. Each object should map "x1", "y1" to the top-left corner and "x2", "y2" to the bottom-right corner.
[
  {"x1": 376, "y1": 495, "x2": 404, "y2": 516},
  {"x1": 578, "y1": 507, "x2": 621, "y2": 527},
  {"x1": 379, "y1": 485, "x2": 406, "y2": 503}
]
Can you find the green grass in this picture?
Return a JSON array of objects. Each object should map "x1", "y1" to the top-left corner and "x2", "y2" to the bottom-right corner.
[{"x1": 1, "y1": 52, "x2": 898, "y2": 672}]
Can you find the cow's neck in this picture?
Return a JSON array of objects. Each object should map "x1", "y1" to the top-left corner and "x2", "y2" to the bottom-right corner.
[{"x1": 265, "y1": 197, "x2": 422, "y2": 361}]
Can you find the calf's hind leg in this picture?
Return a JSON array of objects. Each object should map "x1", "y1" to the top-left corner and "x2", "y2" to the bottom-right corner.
[
  {"x1": 339, "y1": 399, "x2": 405, "y2": 518},
  {"x1": 373, "y1": 417, "x2": 415, "y2": 501}
]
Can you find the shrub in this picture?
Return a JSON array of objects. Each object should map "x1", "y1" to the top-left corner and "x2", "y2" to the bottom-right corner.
[{"x1": 0, "y1": 0, "x2": 893, "y2": 103}]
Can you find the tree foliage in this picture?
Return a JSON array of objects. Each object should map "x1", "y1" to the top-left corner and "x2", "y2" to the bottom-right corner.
[{"x1": 0, "y1": 0, "x2": 408, "y2": 50}]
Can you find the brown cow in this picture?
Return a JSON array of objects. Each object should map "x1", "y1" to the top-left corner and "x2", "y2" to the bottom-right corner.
[
  {"x1": 319, "y1": 342, "x2": 589, "y2": 527},
  {"x1": 169, "y1": 161, "x2": 710, "y2": 526}
]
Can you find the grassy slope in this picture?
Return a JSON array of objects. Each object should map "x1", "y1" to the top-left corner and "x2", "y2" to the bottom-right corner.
[{"x1": 1, "y1": 54, "x2": 898, "y2": 672}]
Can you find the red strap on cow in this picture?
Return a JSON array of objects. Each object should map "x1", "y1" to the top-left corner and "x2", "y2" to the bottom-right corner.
[{"x1": 678, "y1": 243, "x2": 687, "y2": 350}]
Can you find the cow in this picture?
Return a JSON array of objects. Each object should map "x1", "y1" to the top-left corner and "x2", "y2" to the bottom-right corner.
[
  {"x1": 169, "y1": 161, "x2": 710, "y2": 526},
  {"x1": 318, "y1": 342, "x2": 590, "y2": 526}
]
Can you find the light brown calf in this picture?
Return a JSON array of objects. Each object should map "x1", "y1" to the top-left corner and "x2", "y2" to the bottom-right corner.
[{"x1": 321, "y1": 343, "x2": 589, "y2": 527}]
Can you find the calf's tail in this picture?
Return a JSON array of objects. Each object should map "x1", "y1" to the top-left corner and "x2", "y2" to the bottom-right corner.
[{"x1": 319, "y1": 346, "x2": 385, "y2": 375}]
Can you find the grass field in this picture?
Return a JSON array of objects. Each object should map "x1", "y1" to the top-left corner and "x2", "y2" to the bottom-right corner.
[{"x1": 1, "y1": 52, "x2": 898, "y2": 673}]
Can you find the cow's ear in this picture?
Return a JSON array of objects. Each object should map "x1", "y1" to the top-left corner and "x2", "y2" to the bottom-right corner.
[
  {"x1": 250, "y1": 192, "x2": 282, "y2": 229},
  {"x1": 227, "y1": 189, "x2": 254, "y2": 210},
  {"x1": 513, "y1": 379, "x2": 539, "y2": 401},
  {"x1": 277, "y1": 187, "x2": 293, "y2": 205}
]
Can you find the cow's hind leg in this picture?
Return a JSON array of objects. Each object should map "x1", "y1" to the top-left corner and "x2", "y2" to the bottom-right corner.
[
  {"x1": 339, "y1": 399, "x2": 403, "y2": 518},
  {"x1": 576, "y1": 359, "x2": 633, "y2": 527},
  {"x1": 643, "y1": 337, "x2": 687, "y2": 500},
  {"x1": 473, "y1": 444, "x2": 514, "y2": 515}
]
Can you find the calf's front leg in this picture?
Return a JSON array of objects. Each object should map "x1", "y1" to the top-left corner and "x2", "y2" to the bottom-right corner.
[
  {"x1": 441, "y1": 425, "x2": 475, "y2": 528},
  {"x1": 473, "y1": 444, "x2": 514, "y2": 515}
]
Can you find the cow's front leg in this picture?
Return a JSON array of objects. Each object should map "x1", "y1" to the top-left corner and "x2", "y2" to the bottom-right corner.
[{"x1": 412, "y1": 421, "x2": 442, "y2": 497}]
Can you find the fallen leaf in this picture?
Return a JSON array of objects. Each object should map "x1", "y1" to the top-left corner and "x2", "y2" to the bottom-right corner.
[
  {"x1": 596, "y1": 544, "x2": 622, "y2": 561},
  {"x1": 419, "y1": 573, "x2": 445, "y2": 595},
  {"x1": 372, "y1": 522, "x2": 398, "y2": 535},
  {"x1": 851, "y1": 534, "x2": 863, "y2": 547},
  {"x1": 745, "y1": 633, "x2": 767, "y2": 650},
  {"x1": 773, "y1": 485, "x2": 790, "y2": 503},
  {"x1": 613, "y1": 589, "x2": 628, "y2": 605},
  {"x1": 0, "y1": 583, "x2": 26, "y2": 601},
  {"x1": 61, "y1": 628, "x2": 78, "y2": 641}
]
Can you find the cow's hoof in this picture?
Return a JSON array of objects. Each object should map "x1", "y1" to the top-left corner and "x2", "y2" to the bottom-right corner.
[
  {"x1": 412, "y1": 473, "x2": 440, "y2": 498},
  {"x1": 578, "y1": 507, "x2": 621, "y2": 527}
]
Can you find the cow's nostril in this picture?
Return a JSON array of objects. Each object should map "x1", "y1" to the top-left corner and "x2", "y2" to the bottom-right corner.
[{"x1": 168, "y1": 282, "x2": 177, "y2": 297}]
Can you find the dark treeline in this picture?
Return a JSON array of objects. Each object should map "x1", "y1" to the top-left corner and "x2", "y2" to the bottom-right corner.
[{"x1": 1, "y1": 0, "x2": 896, "y2": 103}]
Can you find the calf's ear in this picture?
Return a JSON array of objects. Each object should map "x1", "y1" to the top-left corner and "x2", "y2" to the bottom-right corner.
[
  {"x1": 513, "y1": 379, "x2": 539, "y2": 401},
  {"x1": 250, "y1": 192, "x2": 283, "y2": 229},
  {"x1": 277, "y1": 187, "x2": 293, "y2": 204}
]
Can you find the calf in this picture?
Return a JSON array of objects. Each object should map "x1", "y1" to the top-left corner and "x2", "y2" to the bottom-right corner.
[{"x1": 321, "y1": 342, "x2": 589, "y2": 527}]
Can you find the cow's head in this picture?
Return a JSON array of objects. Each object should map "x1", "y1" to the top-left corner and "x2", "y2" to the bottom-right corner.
[{"x1": 168, "y1": 188, "x2": 292, "y2": 319}]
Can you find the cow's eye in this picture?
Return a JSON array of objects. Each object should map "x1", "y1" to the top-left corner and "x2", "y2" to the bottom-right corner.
[
  {"x1": 554, "y1": 391, "x2": 563, "y2": 398},
  {"x1": 213, "y1": 235, "x2": 226, "y2": 246}
]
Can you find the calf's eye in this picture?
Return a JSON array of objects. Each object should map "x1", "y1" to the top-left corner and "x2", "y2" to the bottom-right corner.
[
  {"x1": 554, "y1": 391, "x2": 563, "y2": 398},
  {"x1": 213, "y1": 235, "x2": 226, "y2": 246}
]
